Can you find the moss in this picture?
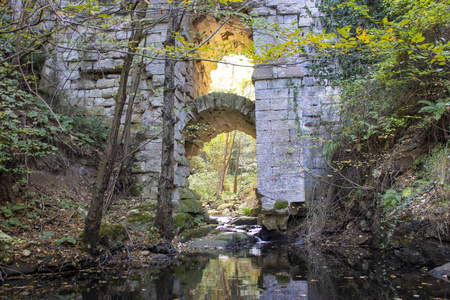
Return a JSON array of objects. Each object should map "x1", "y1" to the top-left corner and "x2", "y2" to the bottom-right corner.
[
  {"x1": 179, "y1": 199, "x2": 204, "y2": 214},
  {"x1": 181, "y1": 188, "x2": 201, "y2": 200},
  {"x1": 276, "y1": 275, "x2": 290, "y2": 284},
  {"x1": 174, "y1": 213, "x2": 193, "y2": 234},
  {"x1": 134, "y1": 203, "x2": 157, "y2": 211},
  {"x1": 274, "y1": 201, "x2": 288, "y2": 210},
  {"x1": 178, "y1": 225, "x2": 216, "y2": 242},
  {"x1": 99, "y1": 224, "x2": 127, "y2": 244},
  {"x1": 127, "y1": 212, "x2": 154, "y2": 224}
]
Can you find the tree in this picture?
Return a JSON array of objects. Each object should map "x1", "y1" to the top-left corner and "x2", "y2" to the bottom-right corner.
[
  {"x1": 83, "y1": 0, "x2": 149, "y2": 247},
  {"x1": 154, "y1": 0, "x2": 184, "y2": 241}
]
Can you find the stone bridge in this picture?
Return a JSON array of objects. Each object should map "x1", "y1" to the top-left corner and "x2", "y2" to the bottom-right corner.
[{"x1": 41, "y1": 0, "x2": 339, "y2": 230}]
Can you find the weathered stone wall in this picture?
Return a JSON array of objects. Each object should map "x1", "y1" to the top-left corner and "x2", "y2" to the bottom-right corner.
[
  {"x1": 250, "y1": 0, "x2": 339, "y2": 230},
  {"x1": 41, "y1": 3, "x2": 254, "y2": 207},
  {"x1": 42, "y1": 0, "x2": 339, "y2": 230}
]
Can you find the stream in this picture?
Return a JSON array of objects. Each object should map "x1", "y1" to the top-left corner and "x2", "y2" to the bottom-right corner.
[{"x1": 1, "y1": 218, "x2": 449, "y2": 299}]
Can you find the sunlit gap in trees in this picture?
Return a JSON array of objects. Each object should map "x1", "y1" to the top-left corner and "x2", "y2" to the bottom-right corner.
[{"x1": 188, "y1": 55, "x2": 257, "y2": 213}]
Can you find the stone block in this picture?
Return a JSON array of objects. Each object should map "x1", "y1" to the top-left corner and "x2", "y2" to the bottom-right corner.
[
  {"x1": 146, "y1": 62, "x2": 165, "y2": 75},
  {"x1": 252, "y1": 66, "x2": 275, "y2": 81},
  {"x1": 83, "y1": 51, "x2": 99, "y2": 61},
  {"x1": 251, "y1": 6, "x2": 276, "y2": 16},
  {"x1": 298, "y1": 16, "x2": 312, "y2": 27},
  {"x1": 280, "y1": 14, "x2": 298, "y2": 26},
  {"x1": 97, "y1": 78, "x2": 117, "y2": 89},
  {"x1": 93, "y1": 98, "x2": 115, "y2": 107},
  {"x1": 102, "y1": 87, "x2": 116, "y2": 99},
  {"x1": 277, "y1": 3, "x2": 303, "y2": 14}
]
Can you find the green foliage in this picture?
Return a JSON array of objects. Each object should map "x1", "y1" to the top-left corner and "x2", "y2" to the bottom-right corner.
[
  {"x1": 0, "y1": 202, "x2": 27, "y2": 218},
  {"x1": 56, "y1": 236, "x2": 77, "y2": 246},
  {"x1": 421, "y1": 144, "x2": 450, "y2": 201},
  {"x1": 0, "y1": 70, "x2": 58, "y2": 174},
  {"x1": 238, "y1": 207, "x2": 252, "y2": 216},
  {"x1": 292, "y1": 0, "x2": 450, "y2": 144},
  {"x1": 39, "y1": 231, "x2": 55, "y2": 241},
  {"x1": 0, "y1": 65, "x2": 109, "y2": 184},
  {"x1": 418, "y1": 99, "x2": 450, "y2": 120},
  {"x1": 380, "y1": 189, "x2": 402, "y2": 211}
]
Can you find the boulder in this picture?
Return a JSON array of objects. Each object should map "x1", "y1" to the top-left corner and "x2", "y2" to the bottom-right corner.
[
  {"x1": 258, "y1": 214, "x2": 290, "y2": 231},
  {"x1": 179, "y1": 199, "x2": 205, "y2": 214},
  {"x1": 181, "y1": 188, "x2": 201, "y2": 200},
  {"x1": 231, "y1": 216, "x2": 258, "y2": 226},
  {"x1": 217, "y1": 203, "x2": 234, "y2": 211},
  {"x1": 428, "y1": 262, "x2": 450, "y2": 283},
  {"x1": 190, "y1": 232, "x2": 256, "y2": 249},
  {"x1": 173, "y1": 213, "x2": 194, "y2": 234},
  {"x1": 178, "y1": 225, "x2": 217, "y2": 242}
]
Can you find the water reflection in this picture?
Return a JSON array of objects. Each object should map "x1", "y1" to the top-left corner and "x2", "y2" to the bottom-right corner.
[
  {"x1": 1, "y1": 243, "x2": 449, "y2": 299},
  {"x1": 79, "y1": 243, "x2": 450, "y2": 300}
]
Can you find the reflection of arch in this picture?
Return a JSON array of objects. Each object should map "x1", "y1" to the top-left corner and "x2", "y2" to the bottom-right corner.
[{"x1": 178, "y1": 92, "x2": 255, "y2": 158}]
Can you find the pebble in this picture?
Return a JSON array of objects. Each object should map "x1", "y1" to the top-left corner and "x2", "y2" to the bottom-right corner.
[{"x1": 22, "y1": 249, "x2": 32, "y2": 257}]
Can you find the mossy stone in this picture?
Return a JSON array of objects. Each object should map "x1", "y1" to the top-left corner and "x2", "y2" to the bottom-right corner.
[
  {"x1": 174, "y1": 213, "x2": 194, "y2": 234},
  {"x1": 189, "y1": 232, "x2": 255, "y2": 248},
  {"x1": 178, "y1": 225, "x2": 216, "y2": 242},
  {"x1": 99, "y1": 224, "x2": 127, "y2": 244},
  {"x1": 274, "y1": 201, "x2": 288, "y2": 210},
  {"x1": 181, "y1": 188, "x2": 201, "y2": 200},
  {"x1": 179, "y1": 199, "x2": 204, "y2": 214}
]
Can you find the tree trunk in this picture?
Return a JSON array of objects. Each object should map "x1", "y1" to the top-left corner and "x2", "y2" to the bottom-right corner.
[
  {"x1": 217, "y1": 133, "x2": 230, "y2": 196},
  {"x1": 83, "y1": 1, "x2": 147, "y2": 248},
  {"x1": 233, "y1": 134, "x2": 241, "y2": 194},
  {"x1": 218, "y1": 131, "x2": 236, "y2": 195},
  {"x1": 154, "y1": 1, "x2": 183, "y2": 241}
]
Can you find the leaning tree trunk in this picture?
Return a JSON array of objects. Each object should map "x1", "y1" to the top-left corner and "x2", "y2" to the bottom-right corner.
[
  {"x1": 83, "y1": 1, "x2": 147, "y2": 248},
  {"x1": 233, "y1": 134, "x2": 241, "y2": 193},
  {"x1": 154, "y1": 1, "x2": 183, "y2": 241}
]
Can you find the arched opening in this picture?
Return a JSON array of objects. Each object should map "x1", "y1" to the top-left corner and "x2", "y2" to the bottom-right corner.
[{"x1": 180, "y1": 53, "x2": 258, "y2": 217}]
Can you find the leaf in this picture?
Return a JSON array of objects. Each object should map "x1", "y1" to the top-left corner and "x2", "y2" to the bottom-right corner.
[
  {"x1": 1, "y1": 206, "x2": 12, "y2": 218},
  {"x1": 39, "y1": 231, "x2": 54, "y2": 240},
  {"x1": 56, "y1": 236, "x2": 77, "y2": 246},
  {"x1": 411, "y1": 32, "x2": 425, "y2": 43}
]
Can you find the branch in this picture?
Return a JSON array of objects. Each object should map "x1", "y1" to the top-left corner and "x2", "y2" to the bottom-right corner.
[{"x1": 16, "y1": 58, "x2": 64, "y2": 132}]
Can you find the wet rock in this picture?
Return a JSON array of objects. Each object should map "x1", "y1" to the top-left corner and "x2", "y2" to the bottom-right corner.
[
  {"x1": 428, "y1": 262, "x2": 450, "y2": 283},
  {"x1": 173, "y1": 213, "x2": 194, "y2": 234},
  {"x1": 258, "y1": 214, "x2": 289, "y2": 231},
  {"x1": 206, "y1": 218, "x2": 219, "y2": 225},
  {"x1": 394, "y1": 248, "x2": 428, "y2": 265},
  {"x1": 178, "y1": 225, "x2": 216, "y2": 243},
  {"x1": 217, "y1": 203, "x2": 234, "y2": 211},
  {"x1": 207, "y1": 209, "x2": 221, "y2": 216},
  {"x1": 258, "y1": 227, "x2": 288, "y2": 242},
  {"x1": 179, "y1": 199, "x2": 204, "y2": 214},
  {"x1": 231, "y1": 216, "x2": 258, "y2": 226},
  {"x1": 190, "y1": 232, "x2": 256, "y2": 249},
  {"x1": 222, "y1": 208, "x2": 231, "y2": 216}
]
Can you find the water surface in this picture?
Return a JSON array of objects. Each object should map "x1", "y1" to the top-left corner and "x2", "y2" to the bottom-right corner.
[{"x1": 1, "y1": 243, "x2": 448, "y2": 299}]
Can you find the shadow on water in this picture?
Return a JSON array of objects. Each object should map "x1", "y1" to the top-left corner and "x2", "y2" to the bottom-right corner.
[{"x1": 1, "y1": 243, "x2": 449, "y2": 299}]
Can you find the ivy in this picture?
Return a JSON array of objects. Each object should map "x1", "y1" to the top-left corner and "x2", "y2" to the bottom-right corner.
[{"x1": 0, "y1": 69, "x2": 57, "y2": 174}]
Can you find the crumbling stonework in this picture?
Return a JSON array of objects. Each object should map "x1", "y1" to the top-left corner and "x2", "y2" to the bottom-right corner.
[{"x1": 42, "y1": 0, "x2": 339, "y2": 231}]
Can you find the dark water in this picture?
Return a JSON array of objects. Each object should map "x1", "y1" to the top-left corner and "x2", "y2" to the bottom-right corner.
[{"x1": 1, "y1": 243, "x2": 449, "y2": 299}]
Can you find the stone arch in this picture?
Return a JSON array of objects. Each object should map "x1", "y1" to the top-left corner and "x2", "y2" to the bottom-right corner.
[{"x1": 177, "y1": 92, "x2": 255, "y2": 158}]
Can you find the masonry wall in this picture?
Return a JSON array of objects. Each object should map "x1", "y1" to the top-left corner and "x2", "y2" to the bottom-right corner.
[
  {"x1": 41, "y1": 0, "x2": 339, "y2": 226},
  {"x1": 251, "y1": 0, "x2": 339, "y2": 221}
]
